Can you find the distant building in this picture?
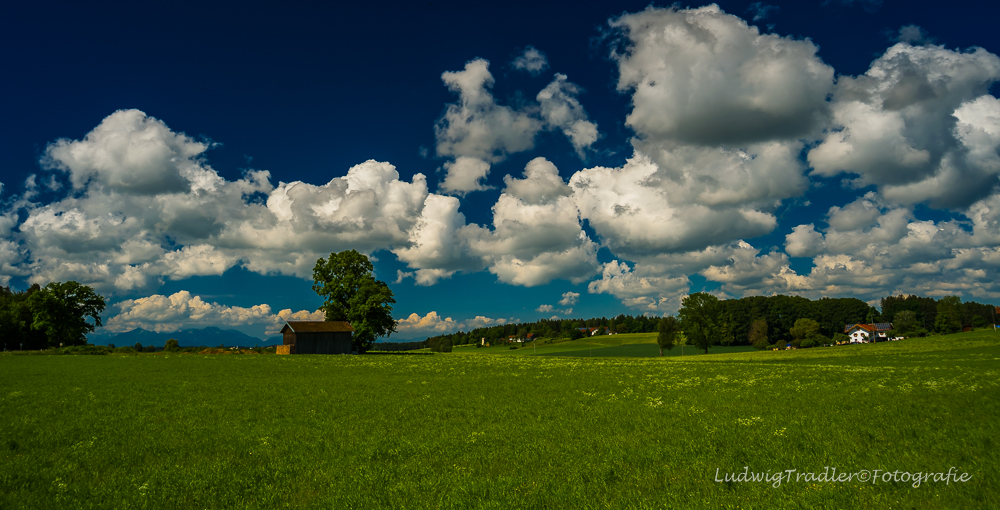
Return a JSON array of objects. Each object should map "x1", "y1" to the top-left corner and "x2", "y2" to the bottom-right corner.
[
  {"x1": 844, "y1": 323, "x2": 893, "y2": 343},
  {"x1": 278, "y1": 321, "x2": 353, "y2": 354}
]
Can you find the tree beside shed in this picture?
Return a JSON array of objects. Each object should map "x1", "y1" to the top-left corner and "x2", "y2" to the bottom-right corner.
[{"x1": 278, "y1": 321, "x2": 354, "y2": 354}]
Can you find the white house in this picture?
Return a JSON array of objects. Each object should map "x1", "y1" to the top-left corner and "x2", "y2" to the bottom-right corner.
[{"x1": 844, "y1": 323, "x2": 893, "y2": 343}]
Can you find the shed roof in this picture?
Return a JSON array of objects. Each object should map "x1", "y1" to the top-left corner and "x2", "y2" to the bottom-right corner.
[{"x1": 280, "y1": 321, "x2": 354, "y2": 333}]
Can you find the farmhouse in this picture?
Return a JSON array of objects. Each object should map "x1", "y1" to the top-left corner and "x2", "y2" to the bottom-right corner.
[
  {"x1": 844, "y1": 323, "x2": 893, "y2": 343},
  {"x1": 277, "y1": 321, "x2": 353, "y2": 354}
]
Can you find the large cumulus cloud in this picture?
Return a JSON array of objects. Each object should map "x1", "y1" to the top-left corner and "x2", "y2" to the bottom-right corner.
[
  {"x1": 4, "y1": 110, "x2": 604, "y2": 300},
  {"x1": 8, "y1": 4, "x2": 1000, "y2": 328},
  {"x1": 611, "y1": 4, "x2": 833, "y2": 146},
  {"x1": 106, "y1": 290, "x2": 324, "y2": 336},
  {"x1": 433, "y1": 58, "x2": 599, "y2": 194},
  {"x1": 809, "y1": 42, "x2": 1000, "y2": 208},
  {"x1": 12, "y1": 110, "x2": 433, "y2": 292},
  {"x1": 395, "y1": 157, "x2": 601, "y2": 286}
]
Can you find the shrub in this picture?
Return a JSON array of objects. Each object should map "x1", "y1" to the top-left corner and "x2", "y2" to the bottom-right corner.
[
  {"x1": 113, "y1": 346, "x2": 137, "y2": 354},
  {"x1": 49, "y1": 345, "x2": 111, "y2": 355}
]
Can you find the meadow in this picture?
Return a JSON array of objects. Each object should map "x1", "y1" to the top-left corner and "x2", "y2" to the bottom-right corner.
[
  {"x1": 1, "y1": 331, "x2": 998, "y2": 509},
  {"x1": 452, "y1": 332, "x2": 756, "y2": 357}
]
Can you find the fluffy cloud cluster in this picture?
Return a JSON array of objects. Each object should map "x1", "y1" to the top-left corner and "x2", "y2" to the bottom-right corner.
[
  {"x1": 395, "y1": 310, "x2": 513, "y2": 338},
  {"x1": 434, "y1": 58, "x2": 598, "y2": 194},
  {"x1": 11, "y1": 110, "x2": 437, "y2": 292},
  {"x1": 772, "y1": 192, "x2": 1000, "y2": 300},
  {"x1": 6, "y1": 4, "x2": 1000, "y2": 328},
  {"x1": 512, "y1": 46, "x2": 548, "y2": 75},
  {"x1": 611, "y1": 5, "x2": 833, "y2": 147},
  {"x1": 105, "y1": 290, "x2": 323, "y2": 336},
  {"x1": 564, "y1": 4, "x2": 826, "y2": 280},
  {"x1": 395, "y1": 157, "x2": 600, "y2": 286},
  {"x1": 3, "y1": 111, "x2": 603, "y2": 301},
  {"x1": 537, "y1": 74, "x2": 599, "y2": 157},
  {"x1": 534, "y1": 291, "x2": 580, "y2": 316},
  {"x1": 809, "y1": 43, "x2": 1000, "y2": 208},
  {"x1": 579, "y1": 7, "x2": 1000, "y2": 311}
]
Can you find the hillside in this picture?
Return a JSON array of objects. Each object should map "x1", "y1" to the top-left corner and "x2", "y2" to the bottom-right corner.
[{"x1": 106, "y1": 327, "x2": 277, "y2": 348}]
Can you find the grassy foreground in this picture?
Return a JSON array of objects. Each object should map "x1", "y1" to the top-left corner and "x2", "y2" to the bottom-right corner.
[{"x1": 1, "y1": 332, "x2": 998, "y2": 509}]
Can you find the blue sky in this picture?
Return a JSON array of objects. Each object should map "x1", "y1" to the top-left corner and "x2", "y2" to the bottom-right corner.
[{"x1": 3, "y1": 0, "x2": 1000, "y2": 341}]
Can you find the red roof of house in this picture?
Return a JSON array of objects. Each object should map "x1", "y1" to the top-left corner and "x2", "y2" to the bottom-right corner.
[
  {"x1": 280, "y1": 321, "x2": 353, "y2": 333},
  {"x1": 845, "y1": 323, "x2": 892, "y2": 333}
]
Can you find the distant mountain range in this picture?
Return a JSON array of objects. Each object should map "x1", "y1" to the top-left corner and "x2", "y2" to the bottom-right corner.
[{"x1": 104, "y1": 327, "x2": 282, "y2": 348}]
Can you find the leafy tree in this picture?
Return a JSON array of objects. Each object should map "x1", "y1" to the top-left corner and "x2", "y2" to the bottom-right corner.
[
  {"x1": 748, "y1": 318, "x2": 769, "y2": 350},
  {"x1": 881, "y1": 294, "x2": 937, "y2": 330},
  {"x1": 935, "y1": 296, "x2": 963, "y2": 334},
  {"x1": 893, "y1": 310, "x2": 919, "y2": 334},
  {"x1": 789, "y1": 318, "x2": 820, "y2": 341},
  {"x1": 678, "y1": 293, "x2": 720, "y2": 354},
  {"x1": 428, "y1": 336, "x2": 452, "y2": 352},
  {"x1": 313, "y1": 250, "x2": 397, "y2": 353},
  {"x1": 0, "y1": 285, "x2": 48, "y2": 350},
  {"x1": 28, "y1": 281, "x2": 106, "y2": 347},
  {"x1": 164, "y1": 339, "x2": 181, "y2": 352},
  {"x1": 133, "y1": 342, "x2": 143, "y2": 351},
  {"x1": 657, "y1": 316, "x2": 680, "y2": 356}
]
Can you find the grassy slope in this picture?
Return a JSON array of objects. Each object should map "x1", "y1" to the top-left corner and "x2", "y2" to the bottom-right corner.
[{"x1": 1, "y1": 331, "x2": 998, "y2": 509}]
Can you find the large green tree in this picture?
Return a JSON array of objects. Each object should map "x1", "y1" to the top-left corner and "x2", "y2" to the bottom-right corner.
[
  {"x1": 893, "y1": 310, "x2": 919, "y2": 335},
  {"x1": 657, "y1": 316, "x2": 680, "y2": 356},
  {"x1": 748, "y1": 318, "x2": 769, "y2": 350},
  {"x1": 0, "y1": 285, "x2": 47, "y2": 350},
  {"x1": 789, "y1": 318, "x2": 820, "y2": 341},
  {"x1": 935, "y1": 295, "x2": 963, "y2": 333},
  {"x1": 678, "y1": 292, "x2": 721, "y2": 354},
  {"x1": 312, "y1": 250, "x2": 397, "y2": 353},
  {"x1": 28, "y1": 281, "x2": 106, "y2": 347}
]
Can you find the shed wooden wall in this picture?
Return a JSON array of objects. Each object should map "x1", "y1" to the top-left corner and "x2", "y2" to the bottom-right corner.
[{"x1": 283, "y1": 331, "x2": 352, "y2": 354}]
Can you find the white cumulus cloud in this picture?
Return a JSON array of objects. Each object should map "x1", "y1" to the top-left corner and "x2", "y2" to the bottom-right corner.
[
  {"x1": 808, "y1": 42, "x2": 1000, "y2": 208},
  {"x1": 558, "y1": 291, "x2": 579, "y2": 306},
  {"x1": 104, "y1": 290, "x2": 322, "y2": 336},
  {"x1": 512, "y1": 46, "x2": 549, "y2": 75}
]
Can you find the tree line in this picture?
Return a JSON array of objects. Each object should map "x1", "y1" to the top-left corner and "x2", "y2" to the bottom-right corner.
[
  {"x1": 396, "y1": 292, "x2": 998, "y2": 353},
  {"x1": 0, "y1": 282, "x2": 106, "y2": 351},
  {"x1": 393, "y1": 314, "x2": 665, "y2": 351},
  {"x1": 660, "y1": 292, "x2": 999, "y2": 354}
]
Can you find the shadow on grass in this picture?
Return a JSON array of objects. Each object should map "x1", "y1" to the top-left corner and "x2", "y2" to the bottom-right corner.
[{"x1": 534, "y1": 343, "x2": 758, "y2": 358}]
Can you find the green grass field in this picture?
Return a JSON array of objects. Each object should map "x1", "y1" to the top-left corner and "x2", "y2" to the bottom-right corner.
[
  {"x1": 453, "y1": 333, "x2": 757, "y2": 357},
  {"x1": 2, "y1": 331, "x2": 998, "y2": 508}
]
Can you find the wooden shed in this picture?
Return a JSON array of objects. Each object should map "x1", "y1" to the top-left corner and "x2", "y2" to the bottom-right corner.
[{"x1": 278, "y1": 321, "x2": 354, "y2": 354}]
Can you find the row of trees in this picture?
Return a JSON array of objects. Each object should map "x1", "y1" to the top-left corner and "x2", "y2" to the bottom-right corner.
[
  {"x1": 879, "y1": 294, "x2": 996, "y2": 335},
  {"x1": 414, "y1": 293, "x2": 894, "y2": 353},
  {"x1": 413, "y1": 314, "x2": 665, "y2": 350},
  {"x1": 660, "y1": 293, "x2": 872, "y2": 353},
  {"x1": 654, "y1": 292, "x2": 999, "y2": 354},
  {"x1": 0, "y1": 282, "x2": 107, "y2": 351},
  {"x1": 410, "y1": 292, "x2": 997, "y2": 355}
]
